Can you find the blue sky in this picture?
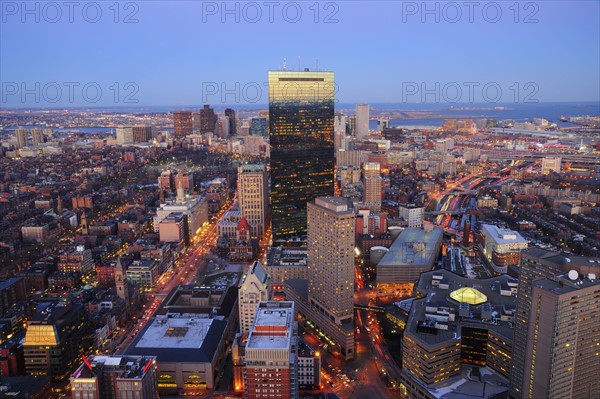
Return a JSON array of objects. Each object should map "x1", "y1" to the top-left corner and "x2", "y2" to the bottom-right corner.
[{"x1": 1, "y1": 1, "x2": 599, "y2": 107}]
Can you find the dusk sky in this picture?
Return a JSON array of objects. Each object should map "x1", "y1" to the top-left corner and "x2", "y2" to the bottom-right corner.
[{"x1": 1, "y1": 1, "x2": 599, "y2": 107}]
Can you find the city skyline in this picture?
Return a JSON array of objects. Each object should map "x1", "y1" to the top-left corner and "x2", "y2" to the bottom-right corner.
[
  {"x1": 1, "y1": 2, "x2": 600, "y2": 398},
  {"x1": 1, "y1": 2, "x2": 599, "y2": 107}
]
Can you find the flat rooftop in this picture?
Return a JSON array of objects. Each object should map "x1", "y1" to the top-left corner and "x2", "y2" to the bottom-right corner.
[
  {"x1": 534, "y1": 272, "x2": 600, "y2": 295},
  {"x1": 125, "y1": 313, "x2": 227, "y2": 363},
  {"x1": 378, "y1": 227, "x2": 443, "y2": 268},
  {"x1": 247, "y1": 303, "x2": 294, "y2": 350},
  {"x1": 267, "y1": 246, "x2": 307, "y2": 267},
  {"x1": 136, "y1": 315, "x2": 213, "y2": 349},
  {"x1": 422, "y1": 365, "x2": 509, "y2": 398},
  {"x1": 481, "y1": 224, "x2": 527, "y2": 245}
]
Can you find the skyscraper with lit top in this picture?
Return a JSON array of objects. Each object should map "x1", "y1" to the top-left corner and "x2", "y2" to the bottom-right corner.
[{"x1": 268, "y1": 69, "x2": 335, "y2": 241}]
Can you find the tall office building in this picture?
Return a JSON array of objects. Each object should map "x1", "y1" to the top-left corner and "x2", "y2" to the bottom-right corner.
[
  {"x1": 333, "y1": 113, "x2": 347, "y2": 154},
  {"x1": 225, "y1": 108, "x2": 237, "y2": 135},
  {"x1": 198, "y1": 104, "x2": 218, "y2": 133},
  {"x1": 244, "y1": 301, "x2": 298, "y2": 399},
  {"x1": 216, "y1": 116, "x2": 230, "y2": 138},
  {"x1": 355, "y1": 103, "x2": 370, "y2": 138},
  {"x1": 268, "y1": 69, "x2": 335, "y2": 241},
  {"x1": 15, "y1": 127, "x2": 28, "y2": 148},
  {"x1": 238, "y1": 261, "x2": 271, "y2": 336},
  {"x1": 362, "y1": 162, "x2": 382, "y2": 211},
  {"x1": 509, "y1": 248, "x2": 600, "y2": 398},
  {"x1": 132, "y1": 125, "x2": 153, "y2": 142},
  {"x1": 154, "y1": 183, "x2": 208, "y2": 237},
  {"x1": 250, "y1": 117, "x2": 268, "y2": 136},
  {"x1": 398, "y1": 203, "x2": 425, "y2": 228},
  {"x1": 31, "y1": 128, "x2": 44, "y2": 145},
  {"x1": 173, "y1": 111, "x2": 193, "y2": 137},
  {"x1": 24, "y1": 301, "x2": 88, "y2": 390},
  {"x1": 238, "y1": 164, "x2": 269, "y2": 238},
  {"x1": 520, "y1": 272, "x2": 600, "y2": 399},
  {"x1": 116, "y1": 127, "x2": 134, "y2": 144},
  {"x1": 307, "y1": 197, "x2": 355, "y2": 355},
  {"x1": 71, "y1": 355, "x2": 159, "y2": 399}
]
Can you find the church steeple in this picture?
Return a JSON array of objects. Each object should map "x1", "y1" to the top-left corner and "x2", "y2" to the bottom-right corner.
[
  {"x1": 56, "y1": 195, "x2": 63, "y2": 213},
  {"x1": 176, "y1": 180, "x2": 185, "y2": 203},
  {"x1": 115, "y1": 257, "x2": 129, "y2": 308},
  {"x1": 80, "y1": 211, "x2": 89, "y2": 235}
]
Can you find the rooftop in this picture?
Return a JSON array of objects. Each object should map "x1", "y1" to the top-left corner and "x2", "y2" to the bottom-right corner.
[
  {"x1": 125, "y1": 313, "x2": 227, "y2": 363},
  {"x1": 239, "y1": 164, "x2": 265, "y2": 173},
  {"x1": 534, "y1": 272, "x2": 600, "y2": 295},
  {"x1": 72, "y1": 355, "x2": 156, "y2": 380},
  {"x1": 314, "y1": 197, "x2": 352, "y2": 213},
  {"x1": 267, "y1": 246, "x2": 307, "y2": 267},
  {"x1": 417, "y1": 365, "x2": 509, "y2": 398},
  {"x1": 0, "y1": 376, "x2": 50, "y2": 397},
  {"x1": 406, "y1": 269, "x2": 517, "y2": 346},
  {"x1": 247, "y1": 302, "x2": 294, "y2": 350},
  {"x1": 481, "y1": 224, "x2": 527, "y2": 245},
  {"x1": 377, "y1": 227, "x2": 443, "y2": 268}
]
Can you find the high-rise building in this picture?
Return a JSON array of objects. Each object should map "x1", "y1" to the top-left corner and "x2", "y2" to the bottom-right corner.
[
  {"x1": 198, "y1": 104, "x2": 218, "y2": 133},
  {"x1": 333, "y1": 112, "x2": 347, "y2": 154},
  {"x1": 244, "y1": 301, "x2": 298, "y2": 399},
  {"x1": 541, "y1": 156, "x2": 561, "y2": 174},
  {"x1": 225, "y1": 108, "x2": 236, "y2": 135},
  {"x1": 237, "y1": 164, "x2": 268, "y2": 238},
  {"x1": 268, "y1": 69, "x2": 335, "y2": 241},
  {"x1": 479, "y1": 224, "x2": 528, "y2": 273},
  {"x1": 305, "y1": 197, "x2": 355, "y2": 358},
  {"x1": 153, "y1": 185, "x2": 208, "y2": 237},
  {"x1": 400, "y1": 269, "x2": 516, "y2": 398},
  {"x1": 173, "y1": 111, "x2": 193, "y2": 137},
  {"x1": 23, "y1": 301, "x2": 88, "y2": 390},
  {"x1": 158, "y1": 212, "x2": 189, "y2": 245},
  {"x1": 509, "y1": 248, "x2": 600, "y2": 398},
  {"x1": 398, "y1": 203, "x2": 424, "y2": 228},
  {"x1": 71, "y1": 355, "x2": 159, "y2": 399},
  {"x1": 15, "y1": 127, "x2": 28, "y2": 148},
  {"x1": 216, "y1": 115, "x2": 230, "y2": 138},
  {"x1": 238, "y1": 261, "x2": 271, "y2": 336},
  {"x1": 31, "y1": 128, "x2": 44, "y2": 145},
  {"x1": 250, "y1": 117, "x2": 268, "y2": 136},
  {"x1": 363, "y1": 162, "x2": 382, "y2": 212},
  {"x1": 355, "y1": 103, "x2": 370, "y2": 138},
  {"x1": 116, "y1": 127, "x2": 134, "y2": 144},
  {"x1": 518, "y1": 272, "x2": 600, "y2": 399},
  {"x1": 132, "y1": 125, "x2": 153, "y2": 142}
]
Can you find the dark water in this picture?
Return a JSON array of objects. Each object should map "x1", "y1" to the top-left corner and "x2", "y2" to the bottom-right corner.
[{"x1": 365, "y1": 101, "x2": 600, "y2": 128}]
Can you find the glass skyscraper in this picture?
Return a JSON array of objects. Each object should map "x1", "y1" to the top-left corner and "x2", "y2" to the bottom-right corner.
[{"x1": 268, "y1": 70, "x2": 335, "y2": 241}]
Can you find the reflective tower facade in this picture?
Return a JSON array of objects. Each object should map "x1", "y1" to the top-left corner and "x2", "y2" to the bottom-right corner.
[{"x1": 268, "y1": 70, "x2": 335, "y2": 241}]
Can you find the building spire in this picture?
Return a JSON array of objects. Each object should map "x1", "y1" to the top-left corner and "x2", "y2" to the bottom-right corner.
[{"x1": 176, "y1": 180, "x2": 185, "y2": 203}]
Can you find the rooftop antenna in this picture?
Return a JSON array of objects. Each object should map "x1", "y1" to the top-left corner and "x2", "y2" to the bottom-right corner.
[
  {"x1": 316, "y1": 59, "x2": 319, "y2": 71},
  {"x1": 283, "y1": 58, "x2": 287, "y2": 71},
  {"x1": 298, "y1": 56, "x2": 301, "y2": 71}
]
